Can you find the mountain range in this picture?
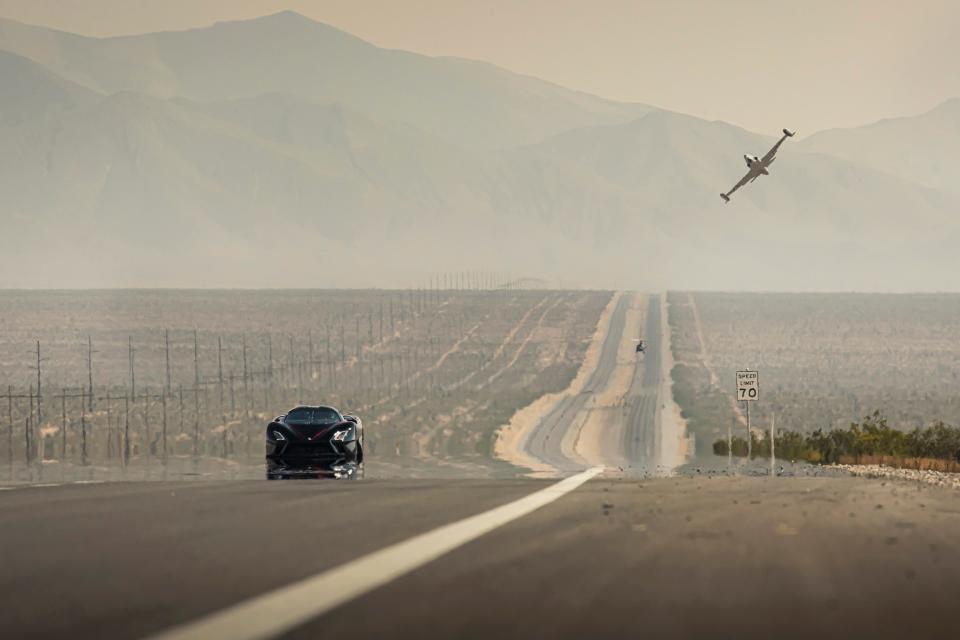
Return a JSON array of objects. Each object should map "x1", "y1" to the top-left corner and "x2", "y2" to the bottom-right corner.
[{"x1": 0, "y1": 12, "x2": 956, "y2": 290}]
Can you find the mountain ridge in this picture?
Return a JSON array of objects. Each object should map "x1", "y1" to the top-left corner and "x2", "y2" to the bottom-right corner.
[
  {"x1": 799, "y1": 97, "x2": 960, "y2": 194},
  {"x1": 0, "y1": 12, "x2": 654, "y2": 150},
  {"x1": 0, "y1": 15, "x2": 956, "y2": 290}
]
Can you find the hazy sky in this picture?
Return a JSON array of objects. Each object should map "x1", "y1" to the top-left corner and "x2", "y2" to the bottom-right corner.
[{"x1": 0, "y1": 0, "x2": 958, "y2": 134}]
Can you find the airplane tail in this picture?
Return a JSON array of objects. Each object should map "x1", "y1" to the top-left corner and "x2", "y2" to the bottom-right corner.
[
  {"x1": 783, "y1": 128, "x2": 795, "y2": 137},
  {"x1": 720, "y1": 193, "x2": 730, "y2": 203}
]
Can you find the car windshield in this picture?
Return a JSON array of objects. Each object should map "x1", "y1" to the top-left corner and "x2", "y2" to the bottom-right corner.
[{"x1": 285, "y1": 408, "x2": 341, "y2": 425}]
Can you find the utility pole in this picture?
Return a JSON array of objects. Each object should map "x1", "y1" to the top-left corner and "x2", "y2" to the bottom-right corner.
[
  {"x1": 105, "y1": 394, "x2": 112, "y2": 459},
  {"x1": 307, "y1": 329, "x2": 315, "y2": 384},
  {"x1": 228, "y1": 372, "x2": 236, "y2": 415},
  {"x1": 178, "y1": 384, "x2": 185, "y2": 434},
  {"x1": 6, "y1": 385, "x2": 12, "y2": 466},
  {"x1": 265, "y1": 334, "x2": 274, "y2": 408},
  {"x1": 193, "y1": 385, "x2": 200, "y2": 457},
  {"x1": 323, "y1": 320, "x2": 332, "y2": 374},
  {"x1": 288, "y1": 335, "x2": 295, "y2": 388},
  {"x1": 241, "y1": 335, "x2": 249, "y2": 417},
  {"x1": 128, "y1": 336, "x2": 136, "y2": 399},
  {"x1": 358, "y1": 354, "x2": 364, "y2": 392},
  {"x1": 193, "y1": 329, "x2": 200, "y2": 387},
  {"x1": 123, "y1": 394, "x2": 130, "y2": 465},
  {"x1": 355, "y1": 315, "x2": 361, "y2": 360},
  {"x1": 87, "y1": 335, "x2": 96, "y2": 411},
  {"x1": 80, "y1": 388, "x2": 88, "y2": 466},
  {"x1": 217, "y1": 336, "x2": 224, "y2": 404},
  {"x1": 26, "y1": 386, "x2": 34, "y2": 463},
  {"x1": 143, "y1": 388, "x2": 151, "y2": 459},
  {"x1": 745, "y1": 399, "x2": 751, "y2": 461},
  {"x1": 164, "y1": 329, "x2": 172, "y2": 393},
  {"x1": 29, "y1": 341, "x2": 44, "y2": 428},
  {"x1": 267, "y1": 334, "x2": 274, "y2": 381},
  {"x1": 36, "y1": 341, "x2": 42, "y2": 426},
  {"x1": 60, "y1": 389, "x2": 67, "y2": 460},
  {"x1": 161, "y1": 386, "x2": 168, "y2": 460}
]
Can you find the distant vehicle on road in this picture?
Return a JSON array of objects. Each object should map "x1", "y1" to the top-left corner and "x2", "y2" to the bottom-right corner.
[
  {"x1": 266, "y1": 405, "x2": 364, "y2": 479},
  {"x1": 721, "y1": 128, "x2": 795, "y2": 202}
]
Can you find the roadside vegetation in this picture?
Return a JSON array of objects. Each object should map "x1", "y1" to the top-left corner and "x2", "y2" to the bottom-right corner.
[
  {"x1": 667, "y1": 291, "x2": 960, "y2": 463},
  {"x1": 689, "y1": 292, "x2": 960, "y2": 435},
  {"x1": 666, "y1": 292, "x2": 737, "y2": 454},
  {"x1": 670, "y1": 362, "x2": 734, "y2": 454},
  {"x1": 713, "y1": 411, "x2": 960, "y2": 473}
]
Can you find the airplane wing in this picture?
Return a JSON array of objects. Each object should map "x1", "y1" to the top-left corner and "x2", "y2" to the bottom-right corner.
[
  {"x1": 721, "y1": 169, "x2": 755, "y2": 202},
  {"x1": 761, "y1": 128, "x2": 795, "y2": 163}
]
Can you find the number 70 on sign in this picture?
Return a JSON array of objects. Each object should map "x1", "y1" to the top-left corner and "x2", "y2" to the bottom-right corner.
[{"x1": 736, "y1": 370, "x2": 759, "y2": 401}]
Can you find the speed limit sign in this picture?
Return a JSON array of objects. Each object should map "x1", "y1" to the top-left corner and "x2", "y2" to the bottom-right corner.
[{"x1": 736, "y1": 370, "x2": 759, "y2": 402}]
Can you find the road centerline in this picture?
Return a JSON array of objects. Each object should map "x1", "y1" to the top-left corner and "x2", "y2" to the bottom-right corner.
[{"x1": 145, "y1": 467, "x2": 604, "y2": 640}]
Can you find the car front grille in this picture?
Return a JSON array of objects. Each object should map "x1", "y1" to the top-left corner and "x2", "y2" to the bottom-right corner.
[{"x1": 280, "y1": 442, "x2": 339, "y2": 459}]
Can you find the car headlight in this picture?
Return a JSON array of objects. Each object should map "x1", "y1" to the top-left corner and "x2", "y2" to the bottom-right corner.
[
  {"x1": 270, "y1": 430, "x2": 286, "y2": 441},
  {"x1": 332, "y1": 427, "x2": 354, "y2": 442}
]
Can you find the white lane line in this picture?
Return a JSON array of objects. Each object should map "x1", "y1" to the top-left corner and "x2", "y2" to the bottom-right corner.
[
  {"x1": 0, "y1": 487, "x2": 14, "y2": 491},
  {"x1": 73, "y1": 480, "x2": 106, "y2": 485},
  {"x1": 31, "y1": 483, "x2": 61, "y2": 488},
  {"x1": 146, "y1": 466, "x2": 604, "y2": 640}
]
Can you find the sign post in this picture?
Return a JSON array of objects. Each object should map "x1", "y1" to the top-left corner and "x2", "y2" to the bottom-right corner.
[
  {"x1": 770, "y1": 412, "x2": 776, "y2": 477},
  {"x1": 736, "y1": 370, "x2": 759, "y2": 460}
]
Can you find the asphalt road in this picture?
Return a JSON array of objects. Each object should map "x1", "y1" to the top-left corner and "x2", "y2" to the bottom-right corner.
[
  {"x1": 3, "y1": 474, "x2": 960, "y2": 640},
  {"x1": 522, "y1": 293, "x2": 665, "y2": 476},
  {"x1": 622, "y1": 294, "x2": 662, "y2": 473},
  {"x1": 0, "y1": 478, "x2": 547, "y2": 640},
  {"x1": 522, "y1": 293, "x2": 631, "y2": 471}
]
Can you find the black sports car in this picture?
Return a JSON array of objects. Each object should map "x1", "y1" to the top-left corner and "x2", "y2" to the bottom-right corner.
[{"x1": 265, "y1": 405, "x2": 364, "y2": 479}]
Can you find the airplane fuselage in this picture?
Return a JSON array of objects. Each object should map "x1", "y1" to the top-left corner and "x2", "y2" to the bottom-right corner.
[
  {"x1": 744, "y1": 154, "x2": 772, "y2": 181},
  {"x1": 721, "y1": 128, "x2": 794, "y2": 202},
  {"x1": 744, "y1": 154, "x2": 772, "y2": 171}
]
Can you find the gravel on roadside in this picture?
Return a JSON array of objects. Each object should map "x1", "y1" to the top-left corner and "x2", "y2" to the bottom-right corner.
[{"x1": 832, "y1": 463, "x2": 960, "y2": 489}]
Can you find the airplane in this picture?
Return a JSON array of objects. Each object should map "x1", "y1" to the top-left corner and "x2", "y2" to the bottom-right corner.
[{"x1": 720, "y1": 128, "x2": 795, "y2": 202}]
